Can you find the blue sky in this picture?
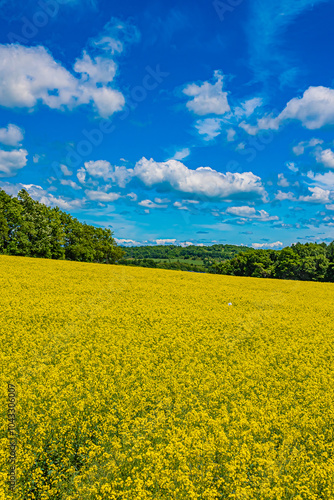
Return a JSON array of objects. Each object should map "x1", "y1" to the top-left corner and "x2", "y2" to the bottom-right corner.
[{"x1": 1, "y1": 0, "x2": 334, "y2": 248}]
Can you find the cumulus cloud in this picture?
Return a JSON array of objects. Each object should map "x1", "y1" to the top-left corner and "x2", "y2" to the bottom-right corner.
[
  {"x1": 315, "y1": 148, "x2": 334, "y2": 169},
  {"x1": 299, "y1": 187, "x2": 331, "y2": 203},
  {"x1": 134, "y1": 157, "x2": 267, "y2": 201},
  {"x1": 277, "y1": 173, "x2": 289, "y2": 187},
  {"x1": 306, "y1": 171, "x2": 334, "y2": 190},
  {"x1": 0, "y1": 124, "x2": 24, "y2": 146},
  {"x1": 60, "y1": 164, "x2": 73, "y2": 176},
  {"x1": 0, "y1": 24, "x2": 131, "y2": 118},
  {"x1": 155, "y1": 239, "x2": 177, "y2": 245},
  {"x1": 252, "y1": 241, "x2": 283, "y2": 249},
  {"x1": 275, "y1": 191, "x2": 296, "y2": 201},
  {"x1": 138, "y1": 199, "x2": 168, "y2": 208},
  {"x1": 195, "y1": 118, "x2": 223, "y2": 141},
  {"x1": 85, "y1": 189, "x2": 121, "y2": 202},
  {"x1": 0, "y1": 181, "x2": 83, "y2": 209},
  {"x1": 60, "y1": 179, "x2": 82, "y2": 190},
  {"x1": 293, "y1": 138, "x2": 323, "y2": 156},
  {"x1": 0, "y1": 148, "x2": 28, "y2": 176},
  {"x1": 241, "y1": 86, "x2": 334, "y2": 135},
  {"x1": 183, "y1": 70, "x2": 230, "y2": 116},
  {"x1": 114, "y1": 238, "x2": 141, "y2": 246},
  {"x1": 226, "y1": 206, "x2": 279, "y2": 221},
  {"x1": 78, "y1": 160, "x2": 133, "y2": 187},
  {"x1": 233, "y1": 97, "x2": 263, "y2": 118}
]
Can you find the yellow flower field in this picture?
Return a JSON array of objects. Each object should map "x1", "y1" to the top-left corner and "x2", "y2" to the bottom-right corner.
[{"x1": 1, "y1": 255, "x2": 334, "y2": 500}]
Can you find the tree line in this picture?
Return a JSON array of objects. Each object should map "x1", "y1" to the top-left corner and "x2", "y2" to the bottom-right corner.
[
  {"x1": 1, "y1": 188, "x2": 333, "y2": 282},
  {"x1": 0, "y1": 189, "x2": 124, "y2": 263}
]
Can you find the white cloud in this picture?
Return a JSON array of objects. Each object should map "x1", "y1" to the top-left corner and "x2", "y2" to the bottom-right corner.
[
  {"x1": 114, "y1": 238, "x2": 141, "y2": 246},
  {"x1": 60, "y1": 164, "x2": 73, "y2": 176},
  {"x1": 39, "y1": 193, "x2": 83, "y2": 210},
  {"x1": 79, "y1": 160, "x2": 133, "y2": 187},
  {"x1": 315, "y1": 148, "x2": 334, "y2": 169},
  {"x1": 275, "y1": 190, "x2": 296, "y2": 201},
  {"x1": 85, "y1": 189, "x2": 121, "y2": 202},
  {"x1": 0, "y1": 42, "x2": 125, "y2": 118},
  {"x1": 183, "y1": 70, "x2": 230, "y2": 116},
  {"x1": 154, "y1": 197, "x2": 170, "y2": 203},
  {"x1": 299, "y1": 187, "x2": 331, "y2": 203},
  {"x1": 326, "y1": 204, "x2": 334, "y2": 211},
  {"x1": 195, "y1": 118, "x2": 223, "y2": 141},
  {"x1": 60, "y1": 179, "x2": 82, "y2": 190},
  {"x1": 127, "y1": 192, "x2": 138, "y2": 201},
  {"x1": 138, "y1": 199, "x2": 168, "y2": 208},
  {"x1": 0, "y1": 124, "x2": 24, "y2": 146},
  {"x1": 279, "y1": 86, "x2": 334, "y2": 129},
  {"x1": 226, "y1": 128, "x2": 236, "y2": 142},
  {"x1": 155, "y1": 239, "x2": 176, "y2": 245},
  {"x1": 226, "y1": 206, "x2": 278, "y2": 221},
  {"x1": 293, "y1": 138, "x2": 323, "y2": 156},
  {"x1": 0, "y1": 148, "x2": 28, "y2": 176},
  {"x1": 226, "y1": 206, "x2": 256, "y2": 217},
  {"x1": 0, "y1": 181, "x2": 83, "y2": 209},
  {"x1": 252, "y1": 241, "x2": 283, "y2": 249},
  {"x1": 306, "y1": 171, "x2": 334, "y2": 190},
  {"x1": 134, "y1": 157, "x2": 267, "y2": 200},
  {"x1": 277, "y1": 173, "x2": 289, "y2": 187},
  {"x1": 234, "y1": 97, "x2": 263, "y2": 118},
  {"x1": 170, "y1": 148, "x2": 191, "y2": 161},
  {"x1": 239, "y1": 86, "x2": 334, "y2": 135},
  {"x1": 286, "y1": 161, "x2": 298, "y2": 172}
]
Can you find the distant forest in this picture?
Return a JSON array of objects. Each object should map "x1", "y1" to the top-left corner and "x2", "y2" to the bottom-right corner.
[
  {"x1": 119, "y1": 242, "x2": 334, "y2": 282},
  {"x1": 1, "y1": 188, "x2": 333, "y2": 282}
]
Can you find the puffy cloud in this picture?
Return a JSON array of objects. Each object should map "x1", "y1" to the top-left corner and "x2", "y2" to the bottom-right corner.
[
  {"x1": 277, "y1": 173, "x2": 289, "y2": 187},
  {"x1": 183, "y1": 71, "x2": 230, "y2": 116},
  {"x1": 233, "y1": 97, "x2": 263, "y2": 118},
  {"x1": 240, "y1": 86, "x2": 334, "y2": 135},
  {"x1": 226, "y1": 206, "x2": 279, "y2": 221},
  {"x1": 275, "y1": 191, "x2": 296, "y2": 201},
  {"x1": 293, "y1": 138, "x2": 323, "y2": 156},
  {"x1": 134, "y1": 157, "x2": 267, "y2": 200},
  {"x1": 0, "y1": 181, "x2": 83, "y2": 209},
  {"x1": 226, "y1": 128, "x2": 236, "y2": 142},
  {"x1": 0, "y1": 42, "x2": 125, "y2": 118},
  {"x1": 85, "y1": 189, "x2": 121, "y2": 202},
  {"x1": 60, "y1": 164, "x2": 73, "y2": 176},
  {"x1": 252, "y1": 241, "x2": 283, "y2": 249},
  {"x1": 155, "y1": 239, "x2": 176, "y2": 245},
  {"x1": 114, "y1": 238, "x2": 141, "y2": 246},
  {"x1": 138, "y1": 199, "x2": 168, "y2": 208},
  {"x1": 60, "y1": 179, "x2": 82, "y2": 190},
  {"x1": 306, "y1": 171, "x2": 334, "y2": 190},
  {"x1": 226, "y1": 206, "x2": 256, "y2": 217},
  {"x1": 78, "y1": 160, "x2": 133, "y2": 187},
  {"x1": 315, "y1": 148, "x2": 334, "y2": 169},
  {"x1": 0, "y1": 124, "x2": 24, "y2": 146},
  {"x1": 0, "y1": 148, "x2": 28, "y2": 176},
  {"x1": 326, "y1": 204, "x2": 334, "y2": 211},
  {"x1": 299, "y1": 187, "x2": 331, "y2": 203},
  {"x1": 39, "y1": 193, "x2": 83, "y2": 210},
  {"x1": 278, "y1": 86, "x2": 334, "y2": 130},
  {"x1": 195, "y1": 118, "x2": 223, "y2": 141}
]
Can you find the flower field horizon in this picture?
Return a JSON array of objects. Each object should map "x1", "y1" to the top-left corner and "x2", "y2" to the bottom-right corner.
[{"x1": 1, "y1": 255, "x2": 334, "y2": 499}]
